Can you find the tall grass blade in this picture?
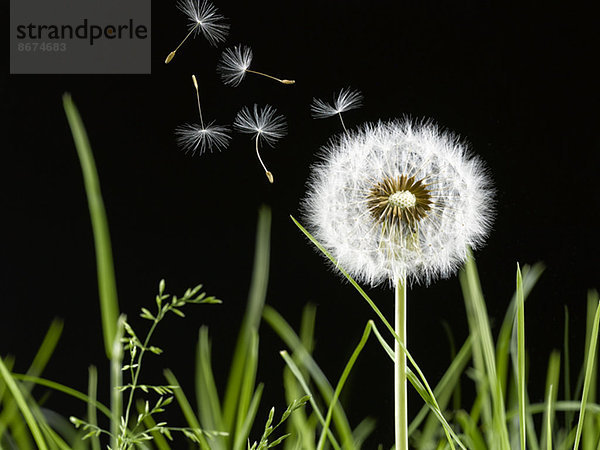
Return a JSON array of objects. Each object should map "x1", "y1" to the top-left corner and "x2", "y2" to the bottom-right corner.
[
  {"x1": 316, "y1": 321, "x2": 375, "y2": 450},
  {"x1": 223, "y1": 206, "x2": 271, "y2": 437},
  {"x1": 572, "y1": 298, "x2": 600, "y2": 450},
  {"x1": 412, "y1": 337, "x2": 472, "y2": 444},
  {"x1": 0, "y1": 319, "x2": 64, "y2": 438},
  {"x1": 496, "y1": 263, "x2": 544, "y2": 403},
  {"x1": 0, "y1": 358, "x2": 48, "y2": 450},
  {"x1": 540, "y1": 351, "x2": 560, "y2": 450},
  {"x1": 516, "y1": 264, "x2": 526, "y2": 450},
  {"x1": 460, "y1": 252, "x2": 510, "y2": 449},
  {"x1": 63, "y1": 93, "x2": 119, "y2": 359},
  {"x1": 279, "y1": 350, "x2": 342, "y2": 450},
  {"x1": 196, "y1": 326, "x2": 224, "y2": 446},
  {"x1": 163, "y1": 369, "x2": 211, "y2": 450},
  {"x1": 582, "y1": 290, "x2": 599, "y2": 450},
  {"x1": 233, "y1": 331, "x2": 260, "y2": 450},
  {"x1": 545, "y1": 384, "x2": 554, "y2": 450},
  {"x1": 87, "y1": 365, "x2": 100, "y2": 450}
]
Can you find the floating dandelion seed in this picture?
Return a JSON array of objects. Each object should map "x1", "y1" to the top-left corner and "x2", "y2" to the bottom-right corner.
[
  {"x1": 165, "y1": 0, "x2": 229, "y2": 64},
  {"x1": 302, "y1": 118, "x2": 494, "y2": 450},
  {"x1": 310, "y1": 87, "x2": 363, "y2": 131},
  {"x1": 233, "y1": 104, "x2": 287, "y2": 183},
  {"x1": 217, "y1": 44, "x2": 295, "y2": 87},
  {"x1": 175, "y1": 74, "x2": 231, "y2": 155}
]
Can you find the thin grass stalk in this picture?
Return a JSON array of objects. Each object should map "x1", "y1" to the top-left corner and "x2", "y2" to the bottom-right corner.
[
  {"x1": 316, "y1": 321, "x2": 377, "y2": 450},
  {"x1": 582, "y1": 291, "x2": 599, "y2": 450},
  {"x1": 395, "y1": 277, "x2": 408, "y2": 450},
  {"x1": 540, "y1": 351, "x2": 560, "y2": 450},
  {"x1": 110, "y1": 315, "x2": 125, "y2": 450},
  {"x1": 545, "y1": 384, "x2": 554, "y2": 450},
  {"x1": 516, "y1": 264, "x2": 526, "y2": 450},
  {"x1": 572, "y1": 300, "x2": 600, "y2": 450},
  {"x1": 87, "y1": 366, "x2": 100, "y2": 450}
]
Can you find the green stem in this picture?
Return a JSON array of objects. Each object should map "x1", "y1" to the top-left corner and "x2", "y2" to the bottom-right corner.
[
  {"x1": 122, "y1": 318, "x2": 160, "y2": 439},
  {"x1": 395, "y1": 277, "x2": 408, "y2": 450}
]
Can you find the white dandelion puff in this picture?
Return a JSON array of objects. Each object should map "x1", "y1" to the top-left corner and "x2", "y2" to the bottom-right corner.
[
  {"x1": 233, "y1": 104, "x2": 287, "y2": 183},
  {"x1": 302, "y1": 118, "x2": 494, "y2": 450},
  {"x1": 175, "y1": 75, "x2": 231, "y2": 155},
  {"x1": 165, "y1": 0, "x2": 229, "y2": 63},
  {"x1": 303, "y1": 118, "x2": 494, "y2": 288},
  {"x1": 310, "y1": 87, "x2": 364, "y2": 131},
  {"x1": 217, "y1": 44, "x2": 295, "y2": 87}
]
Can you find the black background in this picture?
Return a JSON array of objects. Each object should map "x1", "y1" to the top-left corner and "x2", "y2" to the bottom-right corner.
[{"x1": 4, "y1": 1, "x2": 599, "y2": 446}]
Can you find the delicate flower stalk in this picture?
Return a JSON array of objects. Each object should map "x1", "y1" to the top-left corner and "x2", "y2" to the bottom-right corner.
[
  {"x1": 310, "y1": 87, "x2": 363, "y2": 132},
  {"x1": 395, "y1": 278, "x2": 408, "y2": 450},
  {"x1": 234, "y1": 104, "x2": 287, "y2": 183},
  {"x1": 217, "y1": 44, "x2": 295, "y2": 87},
  {"x1": 175, "y1": 74, "x2": 231, "y2": 155},
  {"x1": 303, "y1": 118, "x2": 494, "y2": 448},
  {"x1": 165, "y1": 0, "x2": 229, "y2": 64}
]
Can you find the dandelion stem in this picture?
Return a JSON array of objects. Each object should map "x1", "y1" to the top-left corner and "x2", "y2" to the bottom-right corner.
[
  {"x1": 192, "y1": 75, "x2": 204, "y2": 129},
  {"x1": 165, "y1": 23, "x2": 200, "y2": 63},
  {"x1": 395, "y1": 277, "x2": 408, "y2": 450},
  {"x1": 246, "y1": 69, "x2": 295, "y2": 85},
  {"x1": 337, "y1": 112, "x2": 347, "y2": 132},
  {"x1": 255, "y1": 136, "x2": 274, "y2": 183}
]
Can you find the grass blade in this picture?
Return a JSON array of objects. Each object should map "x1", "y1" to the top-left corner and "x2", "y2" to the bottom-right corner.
[
  {"x1": 572, "y1": 298, "x2": 600, "y2": 450},
  {"x1": 163, "y1": 369, "x2": 211, "y2": 450},
  {"x1": 223, "y1": 206, "x2": 271, "y2": 437},
  {"x1": 540, "y1": 351, "x2": 560, "y2": 450},
  {"x1": 316, "y1": 321, "x2": 375, "y2": 450},
  {"x1": 0, "y1": 358, "x2": 48, "y2": 450},
  {"x1": 516, "y1": 263, "x2": 526, "y2": 450},
  {"x1": 195, "y1": 326, "x2": 224, "y2": 445},
  {"x1": 63, "y1": 92, "x2": 119, "y2": 359},
  {"x1": 545, "y1": 384, "x2": 554, "y2": 450},
  {"x1": 87, "y1": 366, "x2": 100, "y2": 450},
  {"x1": 460, "y1": 253, "x2": 510, "y2": 449},
  {"x1": 279, "y1": 350, "x2": 342, "y2": 450},
  {"x1": 10, "y1": 374, "x2": 111, "y2": 418},
  {"x1": 582, "y1": 291, "x2": 599, "y2": 450}
]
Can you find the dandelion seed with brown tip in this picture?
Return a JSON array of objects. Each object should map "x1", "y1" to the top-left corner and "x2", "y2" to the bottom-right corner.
[
  {"x1": 165, "y1": 0, "x2": 229, "y2": 64},
  {"x1": 175, "y1": 75, "x2": 231, "y2": 155},
  {"x1": 233, "y1": 104, "x2": 287, "y2": 183},
  {"x1": 217, "y1": 45, "x2": 295, "y2": 87}
]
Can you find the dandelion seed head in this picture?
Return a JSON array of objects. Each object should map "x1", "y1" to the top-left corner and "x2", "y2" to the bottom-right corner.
[
  {"x1": 303, "y1": 118, "x2": 494, "y2": 287},
  {"x1": 311, "y1": 87, "x2": 364, "y2": 119},
  {"x1": 217, "y1": 45, "x2": 253, "y2": 87},
  {"x1": 177, "y1": 0, "x2": 229, "y2": 46},
  {"x1": 233, "y1": 104, "x2": 287, "y2": 147},
  {"x1": 175, "y1": 122, "x2": 231, "y2": 155}
]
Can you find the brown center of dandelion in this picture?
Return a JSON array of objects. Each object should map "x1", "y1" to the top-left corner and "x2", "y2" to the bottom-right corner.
[{"x1": 367, "y1": 175, "x2": 433, "y2": 232}]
